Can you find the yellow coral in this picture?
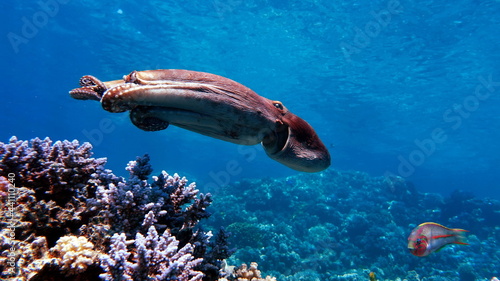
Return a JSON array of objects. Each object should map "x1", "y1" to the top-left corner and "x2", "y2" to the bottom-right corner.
[
  {"x1": 49, "y1": 235, "x2": 99, "y2": 275},
  {"x1": 2, "y1": 233, "x2": 94, "y2": 279},
  {"x1": 219, "y1": 262, "x2": 276, "y2": 281}
]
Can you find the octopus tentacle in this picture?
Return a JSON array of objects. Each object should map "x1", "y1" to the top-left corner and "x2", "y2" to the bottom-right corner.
[
  {"x1": 69, "y1": 75, "x2": 108, "y2": 101},
  {"x1": 69, "y1": 87, "x2": 101, "y2": 101},
  {"x1": 130, "y1": 106, "x2": 170, "y2": 131}
]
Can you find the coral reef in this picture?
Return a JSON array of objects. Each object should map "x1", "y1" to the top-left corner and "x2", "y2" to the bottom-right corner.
[
  {"x1": 4, "y1": 136, "x2": 497, "y2": 280},
  {"x1": 208, "y1": 170, "x2": 500, "y2": 280},
  {"x1": 0, "y1": 137, "x2": 233, "y2": 280}
]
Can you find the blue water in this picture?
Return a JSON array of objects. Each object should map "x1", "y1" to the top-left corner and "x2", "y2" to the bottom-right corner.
[{"x1": 2, "y1": 0, "x2": 500, "y2": 199}]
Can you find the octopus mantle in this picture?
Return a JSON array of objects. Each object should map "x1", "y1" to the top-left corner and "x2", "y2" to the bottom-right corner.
[{"x1": 70, "y1": 69, "x2": 330, "y2": 172}]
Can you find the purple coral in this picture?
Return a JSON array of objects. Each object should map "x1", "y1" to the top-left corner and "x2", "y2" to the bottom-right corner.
[
  {"x1": 99, "y1": 233, "x2": 133, "y2": 280},
  {"x1": 0, "y1": 136, "x2": 108, "y2": 247},
  {"x1": 0, "y1": 137, "x2": 233, "y2": 280},
  {"x1": 88, "y1": 155, "x2": 213, "y2": 238},
  {"x1": 0, "y1": 136, "x2": 106, "y2": 205},
  {"x1": 100, "y1": 226, "x2": 204, "y2": 280}
]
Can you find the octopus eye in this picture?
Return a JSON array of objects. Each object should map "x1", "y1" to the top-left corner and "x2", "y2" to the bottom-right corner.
[
  {"x1": 124, "y1": 71, "x2": 139, "y2": 83},
  {"x1": 273, "y1": 102, "x2": 284, "y2": 110}
]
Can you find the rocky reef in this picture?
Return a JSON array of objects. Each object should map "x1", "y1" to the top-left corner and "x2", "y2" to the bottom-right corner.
[
  {"x1": 0, "y1": 137, "x2": 235, "y2": 280},
  {"x1": 208, "y1": 170, "x2": 500, "y2": 280}
]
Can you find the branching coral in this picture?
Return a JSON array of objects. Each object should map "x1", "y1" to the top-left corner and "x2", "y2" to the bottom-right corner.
[
  {"x1": 0, "y1": 136, "x2": 106, "y2": 247},
  {"x1": 100, "y1": 226, "x2": 204, "y2": 281},
  {"x1": 0, "y1": 137, "x2": 233, "y2": 280},
  {"x1": 0, "y1": 136, "x2": 106, "y2": 204},
  {"x1": 88, "y1": 156, "x2": 213, "y2": 238}
]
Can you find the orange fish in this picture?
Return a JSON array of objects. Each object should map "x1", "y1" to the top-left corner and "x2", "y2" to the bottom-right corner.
[{"x1": 407, "y1": 222, "x2": 468, "y2": 257}]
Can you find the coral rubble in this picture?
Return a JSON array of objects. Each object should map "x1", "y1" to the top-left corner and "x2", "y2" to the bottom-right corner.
[{"x1": 0, "y1": 137, "x2": 233, "y2": 280}]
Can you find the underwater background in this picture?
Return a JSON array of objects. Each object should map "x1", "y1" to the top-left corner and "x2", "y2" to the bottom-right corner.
[{"x1": 1, "y1": 0, "x2": 500, "y2": 280}]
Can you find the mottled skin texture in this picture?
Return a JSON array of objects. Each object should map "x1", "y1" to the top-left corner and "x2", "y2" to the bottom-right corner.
[
  {"x1": 407, "y1": 222, "x2": 468, "y2": 257},
  {"x1": 70, "y1": 69, "x2": 330, "y2": 172}
]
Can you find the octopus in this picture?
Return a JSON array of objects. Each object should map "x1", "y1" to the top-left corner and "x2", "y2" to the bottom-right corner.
[{"x1": 69, "y1": 69, "x2": 330, "y2": 172}]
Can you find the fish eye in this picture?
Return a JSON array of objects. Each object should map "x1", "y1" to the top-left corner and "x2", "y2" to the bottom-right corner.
[{"x1": 273, "y1": 102, "x2": 284, "y2": 110}]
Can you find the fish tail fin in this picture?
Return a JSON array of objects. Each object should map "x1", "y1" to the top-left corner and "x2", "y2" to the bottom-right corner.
[{"x1": 452, "y1": 229, "x2": 469, "y2": 245}]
